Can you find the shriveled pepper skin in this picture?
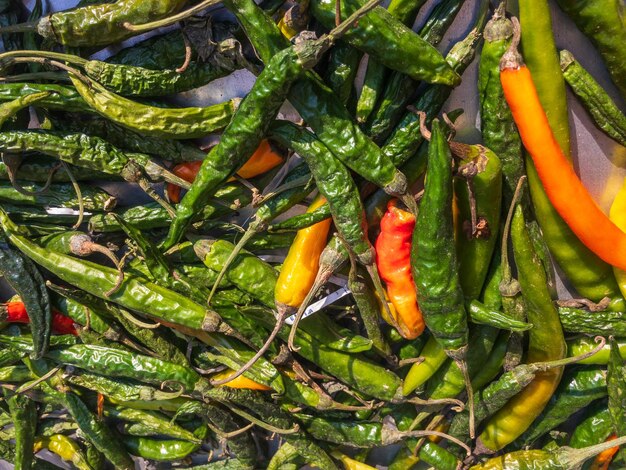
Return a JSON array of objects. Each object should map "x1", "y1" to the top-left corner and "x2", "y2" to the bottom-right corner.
[
  {"x1": 478, "y1": 207, "x2": 566, "y2": 451},
  {"x1": 276, "y1": 195, "x2": 332, "y2": 309},
  {"x1": 375, "y1": 201, "x2": 424, "y2": 339},
  {"x1": 41, "y1": 0, "x2": 188, "y2": 47},
  {"x1": 412, "y1": 120, "x2": 468, "y2": 354},
  {"x1": 309, "y1": 0, "x2": 459, "y2": 85},
  {"x1": 555, "y1": 0, "x2": 626, "y2": 98}
]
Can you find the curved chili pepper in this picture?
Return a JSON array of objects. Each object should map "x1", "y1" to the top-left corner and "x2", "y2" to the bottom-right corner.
[
  {"x1": 275, "y1": 194, "x2": 332, "y2": 314},
  {"x1": 3, "y1": 0, "x2": 188, "y2": 47},
  {"x1": 560, "y1": 50, "x2": 626, "y2": 147},
  {"x1": 512, "y1": 10, "x2": 619, "y2": 300},
  {"x1": 568, "y1": 336, "x2": 626, "y2": 365},
  {"x1": 555, "y1": 0, "x2": 626, "y2": 98},
  {"x1": 375, "y1": 200, "x2": 424, "y2": 339},
  {"x1": 501, "y1": 29, "x2": 626, "y2": 271},
  {"x1": 0, "y1": 181, "x2": 116, "y2": 211},
  {"x1": 34, "y1": 434, "x2": 92, "y2": 470},
  {"x1": 478, "y1": 205, "x2": 566, "y2": 451}
]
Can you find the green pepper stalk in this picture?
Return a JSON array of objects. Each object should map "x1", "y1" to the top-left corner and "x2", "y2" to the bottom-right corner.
[{"x1": 470, "y1": 435, "x2": 626, "y2": 470}]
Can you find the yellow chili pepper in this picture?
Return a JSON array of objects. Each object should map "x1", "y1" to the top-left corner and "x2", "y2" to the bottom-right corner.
[
  {"x1": 331, "y1": 451, "x2": 378, "y2": 470},
  {"x1": 34, "y1": 435, "x2": 91, "y2": 470},
  {"x1": 609, "y1": 177, "x2": 626, "y2": 298},
  {"x1": 212, "y1": 369, "x2": 272, "y2": 391},
  {"x1": 275, "y1": 195, "x2": 332, "y2": 314}
]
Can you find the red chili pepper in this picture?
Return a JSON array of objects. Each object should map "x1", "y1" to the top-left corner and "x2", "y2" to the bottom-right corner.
[
  {"x1": 375, "y1": 200, "x2": 425, "y2": 339},
  {"x1": 0, "y1": 301, "x2": 77, "y2": 335},
  {"x1": 166, "y1": 139, "x2": 283, "y2": 203}
]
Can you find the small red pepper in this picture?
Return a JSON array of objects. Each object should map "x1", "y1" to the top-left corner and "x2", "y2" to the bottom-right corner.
[
  {"x1": 375, "y1": 200, "x2": 425, "y2": 339},
  {"x1": 167, "y1": 140, "x2": 283, "y2": 203},
  {"x1": 0, "y1": 301, "x2": 77, "y2": 336}
]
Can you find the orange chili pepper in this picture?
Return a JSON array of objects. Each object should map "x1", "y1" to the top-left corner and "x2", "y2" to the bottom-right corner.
[
  {"x1": 211, "y1": 369, "x2": 271, "y2": 391},
  {"x1": 166, "y1": 139, "x2": 283, "y2": 203},
  {"x1": 0, "y1": 301, "x2": 77, "y2": 335},
  {"x1": 275, "y1": 195, "x2": 333, "y2": 314},
  {"x1": 374, "y1": 200, "x2": 424, "y2": 339},
  {"x1": 591, "y1": 434, "x2": 619, "y2": 470},
  {"x1": 500, "y1": 19, "x2": 626, "y2": 271}
]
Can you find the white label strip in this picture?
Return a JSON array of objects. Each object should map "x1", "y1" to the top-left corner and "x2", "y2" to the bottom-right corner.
[
  {"x1": 45, "y1": 207, "x2": 93, "y2": 216},
  {"x1": 285, "y1": 286, "x2": 351, "y2": 325}
]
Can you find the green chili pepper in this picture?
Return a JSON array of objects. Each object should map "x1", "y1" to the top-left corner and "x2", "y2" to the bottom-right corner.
[
  {"x1": 607, "y1": 336, "x2": 626, "y2": 461},
  {"x1": 309, "y1": 0, "x2": 459, "y2": 85},
  {"x1": 53, "y1": 115, "x2": 208, "y2": 163},
  {"x1": 244, "y1": 306, "x2": 402, "y2": 401},
  {"x1": 0, "y1": 365, "x2": 34, "y2": 381},
  {"x1": 455, "y1": 146, "x2": 502, "y2": 300},
  {"x1": 324, "y1": 42, "x2": 361, "y2": 108},
  {"x1": 558, "y1": 307, "x2": 626, "y2": 336},
  {"x1": 105, "y1": 405, "x2": 201, "y2": 443},
  {"x1": 516, "y1": 366, "x2": 607, "y2": 446},
  {"x1": 90, "y1": 184, "x2": 250, "y2": 233},
  {"x1": 555, "y1": 0, "x2": 626, "y2": 98},
  {"x1": 5, "y1": 392, "x2": 37, "y2": 470},
  {"x1": 348, "y1": 264, "x2": 393, "y2": 361},
  {"x1": 569, "y1": 400, "x2": 613, "y2": 448},
  {"x1": 560, "y1": 50, "x2": 626, "y2": 147},
  {"x1": 62, "y1": 391, "x2": 135, "y2": 470},
  {"x1": 0, "y1": 243, "x2": 50, "y2": 359},
  {"x1": 2, "y1": 46, "x2": 248, "y2": 97},
  {"x1": 381, "y1": 17, "x2": 485, "y2": 168},
  {"x1": 0, "y1": 90, "x2": 50, "y2": 129},
  {"x1": 0, "y1": 131, "x2": 190, "y2": 190},
  {"x1": 412, "y1": 119, "x2": 468, "y2": 358},
  {"x1": 67, "y1": 74, "x2": 239, "y2": 140},
  {"x1": 465, "y1": 300, "x2": 532, "y2": 332},
  {"x1": 426, "y1": 326, "x2": 499, "y2": 400},
  {"x1": 403, "y1": 335, "x2": 447, "y2": 395},
  {"x1": 6, "y1": 0, "x2": 188, "y2": 47},
  {"x1": 354, "y1": 0, "x2": 427, "y2": 124},
  {"x1": 478, "y1": 3, "x2": 528, "y2": 213},
  {"x1": 0, "y1": 181, "x2": 115, "y2": 211},
  {"x1": 0, "y1": 155, "x2": 114, "y2": 183},
  {"x1": 478, "y1": 206, "x2": 566, "y2": 451},
  {"x1": 0, "y1": 83, "x2": 90, "y2": 113}
]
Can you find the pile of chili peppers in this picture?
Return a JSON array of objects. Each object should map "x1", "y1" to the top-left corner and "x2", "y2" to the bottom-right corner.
[{"x1": 0, "y1": 0, "x2": 625, "y2": 468}]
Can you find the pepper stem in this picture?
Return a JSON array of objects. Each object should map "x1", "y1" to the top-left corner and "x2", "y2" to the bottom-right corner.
[
  {"x1": 530, "y1": 336, "x2": 606, "y2": 371},
  {"x1": 559, "y1": 435, "x2": 626, "y2": 468},
  {"x1": 499, "y1": 16, "x2": 523, "y2": 71},
  {"x1": 60, "y1": 162, "x2": 84, "y2": 230},
  {"x1": 0, "y1": 50, "x2": 87, "y2": 67},
  {"x1": 210, "y1": 306, "x2": 289, "y2": 387},
  {"x1": 0, "y1": 21, "x2": 37, "y2": 34}
]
